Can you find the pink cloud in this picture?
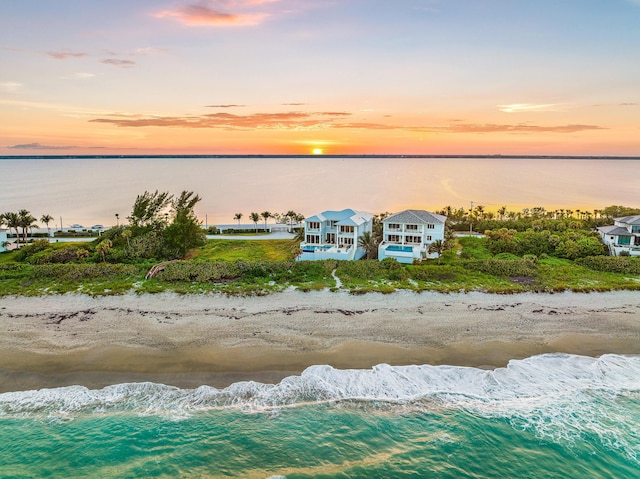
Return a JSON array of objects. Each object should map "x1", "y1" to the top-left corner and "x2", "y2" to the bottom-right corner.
[
  {"x1": 46, "y1": 51, "x2": 88, "y2": 60},
  {"x1": 155, "y1": 1, "x2": 270, "y2": 26}
]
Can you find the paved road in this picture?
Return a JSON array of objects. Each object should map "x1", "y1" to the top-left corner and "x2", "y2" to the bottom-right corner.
[{"x1": 207, "y1": 232, "x2": 295, "y2": 240}]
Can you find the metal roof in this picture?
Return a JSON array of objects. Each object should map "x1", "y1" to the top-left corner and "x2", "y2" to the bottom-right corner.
[
  {"x1": 306, "y1": 209, "x2": 372, "y2": 225},
  {"x1": 598, "y1": 225, "x2": 632, "y2": 236},
  {"x1": 615, "y1": 215, "x2": 640, "y2": 225},
  {"x1": 383, "y1": 209, "x2": 447, "y2": 225}
]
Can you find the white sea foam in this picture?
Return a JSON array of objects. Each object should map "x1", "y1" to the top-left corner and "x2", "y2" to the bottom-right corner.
[
  {"x1": 1, "y1": 354, "x2": 638, "y2": 418},
  {"x1": 2, "y1": 353, "x2": 639, "y2": 461}
]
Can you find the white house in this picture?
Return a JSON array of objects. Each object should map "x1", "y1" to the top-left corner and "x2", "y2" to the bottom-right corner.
[
  {"x1": 378, "y1": 209, "x2": 447, "y2": 263},
  {"x1": 299, "y1": 209, "x2": 373, "y2": 261},
  {"x1": 597, "y1": 215, "x2": 640, "y2": 256},
  {"x1": 0, "y1": 229, "x2": 8, "y2": 253}
]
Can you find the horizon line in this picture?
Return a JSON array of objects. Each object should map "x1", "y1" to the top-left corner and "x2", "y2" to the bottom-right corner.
[{"x1": 2, "y1": 154, "x2": 640, "y2": 160}]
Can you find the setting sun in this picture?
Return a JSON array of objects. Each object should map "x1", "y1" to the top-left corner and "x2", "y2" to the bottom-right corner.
[{"x1": 312, "y1": 148, "x2": 324, "y2": 155}]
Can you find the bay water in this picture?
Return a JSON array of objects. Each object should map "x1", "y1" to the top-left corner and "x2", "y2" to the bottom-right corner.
[{"x1": 1, "y1": 157, "x2": 638, "y2": 227}]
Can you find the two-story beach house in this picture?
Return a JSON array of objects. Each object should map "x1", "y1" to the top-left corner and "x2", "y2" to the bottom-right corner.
[
  {"x1": 597, "y1": 215, "x2": 640, "y2": 256},
  {"x1": 298, "y1": 209, "x2": 373, "y2": 261},
  {"x1": 378, "y1": 209, "x2": 447, "y2": 263}
]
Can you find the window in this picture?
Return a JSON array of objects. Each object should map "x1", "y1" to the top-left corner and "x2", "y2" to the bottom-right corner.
[
  {"x1": 307, "y1": 221, "x2": 320, "y2": 230},
  {"x1": 426, "y1": 224, "x2": 435, "y2": 229},
  {"x1": 342, "y1": 237, "x2": 354, "y2": 245},
  {"x1": 306, "y1": 234, "x2": 320, "y2": 244},
  {"x1": 618, "y1": 236, "x2": 631, "y2": 245},
  {"x1": 387, "y1": 234, "x2": 401, "y2": 243},
  {"x1": 406, "y1": 235, "x2": 421, "y2": 244},
  {"x1": 632, "y1": 225, "x2": 640, "y2": 233},
  {"x1": 406, "y1": 224, "x2": 418, "y2": 231},
  {"x1": 340, "y1": 226, "x2": 354, "y2": 233},
  {"x1": 388, "y1": 223, "x2": 401, "y2": 230},
  {"x1": 426, "y1": 235, "x2": 432, "y2": 241}
]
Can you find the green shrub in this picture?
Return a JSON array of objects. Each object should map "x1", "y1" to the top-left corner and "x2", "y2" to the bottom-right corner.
[
  {"x1": 14, "y1": 240, "x2": 50, "y2": 261},
  {"x1": 32, "y1": 263, "x2": 138, "y2": 280},
  {"x1": 463, "y1": 258, "x2": 537, "y2": 277},
  {"x1": 575, "y1": 256, "x2": 640, "y2": 274}
]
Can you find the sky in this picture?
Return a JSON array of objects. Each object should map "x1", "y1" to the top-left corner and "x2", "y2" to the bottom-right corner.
[{"x1": 1, "y1": 0, "x2": 639, "y2": 156}]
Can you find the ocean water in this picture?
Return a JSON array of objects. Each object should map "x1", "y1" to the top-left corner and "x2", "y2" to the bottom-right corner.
[
  {"x1": 1, "y1": 353, "x2": 638, "y2": 478},
  {"x1": 1, "y1": 157, "x2": 639, "y2": 227}
]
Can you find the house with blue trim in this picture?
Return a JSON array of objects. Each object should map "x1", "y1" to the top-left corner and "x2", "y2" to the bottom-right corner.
[
  {"x1": 0, "y1": 229, "x2": 8, "y2": 253},
  {"x1": 378, "y1": 209, "x2": 447, "y2": 263},
  {"x1": 598, "y1": 215, "x2": 640, "y2": 256},
  {"x1": 299, "y1": 209, "x2": 373, "y2": 261}
]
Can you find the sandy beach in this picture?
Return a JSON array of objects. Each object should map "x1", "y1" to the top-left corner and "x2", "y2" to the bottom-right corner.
[{"x1": 1, "y1": 289, "x2": 639, "y2": 392}]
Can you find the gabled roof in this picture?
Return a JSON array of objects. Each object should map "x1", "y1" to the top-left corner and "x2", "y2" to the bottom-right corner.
[
  {"x1": 337, "y1": 211, "x2": 373, "y2": 227},
  {"x1": 383, "y1": 209, "x2": 447, "y2": 225},
  {"x1": 306, "y1": 209, "x2": 372, "y2": 225},
  {"x1": 598, "y1": 225, "x2": 632, "y2": 236},
  {"x1": 615, "y1": 215, "x2": 640, "y2": 225}
]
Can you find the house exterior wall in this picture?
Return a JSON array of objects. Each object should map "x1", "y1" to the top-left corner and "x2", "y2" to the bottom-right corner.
[
  {"x1": 0, "y1": 230, "x2": 8, "y2": 253},
  {"x1": 378, "y1": 211, "x2": 446, "y2": 262},
  {"x1": 299, "y1": 210, "x2": 373, "y2": 261},
  {"x1": 598, "y1": 217, "x2": 640, "y2": 256}
]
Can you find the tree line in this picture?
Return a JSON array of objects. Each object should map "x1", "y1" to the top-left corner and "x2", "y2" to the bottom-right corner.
[
  {"x1": 1, "y1": 210, "x2": 54, "y2": 246},
  {"x1": 6, "y1": 190, "x2": 206, "y2": 263},
  {"x1": 232, "y1": 210, "x2": 305, "y2": 232}
]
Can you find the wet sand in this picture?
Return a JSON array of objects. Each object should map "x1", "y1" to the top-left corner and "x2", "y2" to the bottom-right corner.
[{"x1": 1, "y1": 290, "x2": 639, "y2": 392}]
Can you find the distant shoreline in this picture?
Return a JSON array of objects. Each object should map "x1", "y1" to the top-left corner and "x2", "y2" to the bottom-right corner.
[{"x1": 2, "y1": 154, "x2": 640, "y2": 160}]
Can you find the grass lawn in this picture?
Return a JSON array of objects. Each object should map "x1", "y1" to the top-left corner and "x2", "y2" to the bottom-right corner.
[
  {"x1": 192, "y1": 239, "x2": 295, "y2": 262},
  {"x1": 0, "y1": 250, "x2": 19, "y2": 263}
]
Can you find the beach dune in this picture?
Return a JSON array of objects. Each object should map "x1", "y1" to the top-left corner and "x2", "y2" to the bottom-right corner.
[{"x1": 1, "y1": 290, "x2": 639, "y2": 392}]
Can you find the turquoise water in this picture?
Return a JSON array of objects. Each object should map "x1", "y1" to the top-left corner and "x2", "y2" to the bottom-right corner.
[
  {"x1": 1, "y1": 354, "x2": 639, "y2": 478},
  {"x1": 302, "y1": 245, "x2": 332, "y2": 252},
  {"x1": 385, "y1": 245, "x2": 414, "y2": 252}
]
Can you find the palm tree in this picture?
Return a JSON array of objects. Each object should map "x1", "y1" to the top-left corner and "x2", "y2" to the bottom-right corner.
[
  {"x1": 40, "y1": 214, "x2": 54, "y2": 237},
  {"x1": 3, "y1": 212, "x2": 20, "y2": 246},
  {"x1": 261, "y1": 211, "x2": 271, "y2": 231},
  {"x1": 122, "y1": 229, "x2": 132, "y2": 248},
  {"x1": 428, "y1": 239, "x2": 445, "y2": 264},
  {"x1": 357, "y1": 231, "x2": 377, "y2": 260},
  {"x1": 18, "y1": 209, "x2": 37, "y2": 243},
  {"x1": 96, "y1": 239, "x2": 112, "y2": 262},
  {"x1": 233, "y1": 213, "x2": 243, "y2": 226},
  {"x1": 285, "y1": 210, "x2": 296, "y2": 232},
  {"x1": 249, "y1": 212, "x2": 260, "y2": 232},
  {"x1": 293, "y1": 226, "x2": 305, "y2": 243}
]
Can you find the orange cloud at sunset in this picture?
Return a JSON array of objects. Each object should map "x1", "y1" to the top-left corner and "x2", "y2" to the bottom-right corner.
[{"x1": 1, "y1": 0, "x2": 639, "y2": 156}]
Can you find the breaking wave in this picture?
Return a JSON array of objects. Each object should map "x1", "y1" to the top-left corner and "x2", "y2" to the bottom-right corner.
[{"x1": 1, "y1": 353, "x2": 638, "y2": 415}]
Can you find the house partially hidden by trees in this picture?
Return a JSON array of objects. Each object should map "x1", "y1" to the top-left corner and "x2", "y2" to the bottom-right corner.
[
  {"x1": 298, "y1": 209, "x2": 373, "y2": 261},
  {"x1": 598, "y1": 215, "x2": 640, "y2": 256},
  {"x1": 0, "y1": 228, "x2": 8, "y2": 253},
  {"x1": 378, "y1": 209, "x2": 447, "y2": 263}
]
